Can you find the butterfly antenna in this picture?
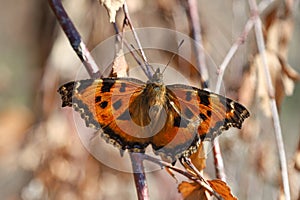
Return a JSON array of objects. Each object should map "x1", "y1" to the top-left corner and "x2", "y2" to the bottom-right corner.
[
  {"x1": 162, "y1": 40, "x2": 184, "y2": 74},
  {"x1": 130, "y1": 44, "x2": 155, "y2": 73}
]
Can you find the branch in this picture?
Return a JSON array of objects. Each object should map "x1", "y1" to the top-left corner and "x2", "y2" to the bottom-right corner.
[
  {"x1": 129, "y1": 153, "x2": 150, "y2": 200},
  {"x1": 123, "y1": 2, "x2": 152, "y2": 79},
  {"x1": 248, "y1": 0, "x2": 291, "y2": 199},
  {"x1": 48, "y1": 0, "x2": 100, "y2": 79},
  {"x1": 184, "y1": 0, "x2": 209, "y2": 88}
]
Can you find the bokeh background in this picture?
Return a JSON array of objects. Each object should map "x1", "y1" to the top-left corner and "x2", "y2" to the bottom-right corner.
[{"x1": 0, "y1": 0, "x2": 299, "y2": 199}]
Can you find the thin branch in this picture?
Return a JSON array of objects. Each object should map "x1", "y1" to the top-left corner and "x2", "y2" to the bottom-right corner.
[
  {"x1": 116, "y1": 3, "x2": 152, "y2": 199},
  {"x1": 215, "y1": 0, "x2": 275, "y2": 93},
  {"x1": 211, "y1": 139, "x2": 227, "y2": 182},
  {"x1": 141, "y1": 155, "x2": 222, "y2": 200},
  {"x1": 184, "y1": 0, "x2": 229, "y2": 181},
  {"x1": 215, "y1": 18, "x2": 254, "y2": 93},
  {"x1": 123, "y1": 2, "x2": 152, "y2": 79},
  {"x1": 48, "y1": 0, "x2": 100, "y2": 79},
  {"x1": 248, "y1": 0, "x2": 291, "y2": 199},
  {"x1": 184, "y1": 0, "x2": 209, "y2": 88},
  {"x1": 213, "y1": 0, "x2": 274, "y2": 181}
]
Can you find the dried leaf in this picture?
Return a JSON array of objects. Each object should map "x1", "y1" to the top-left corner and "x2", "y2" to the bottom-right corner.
[
  {"x1": 254, "y1": 50, "x2": 296, "y2": 115},
  {"x1": 207, "y1": 179, "x2": 237, "y2": 200},
  {"x1": 99, "y1": 0, "x2": 125, "y2": 23},
  {"x1": 110, "y1": 49, "x2": 128, "y2": 77},
  {"x1": 189, "y1": 142, "x2": 207, "y2": 172},
  {"x1": 178, "y1": 181, "x2": 209, "y2": 200},
  {"x1": 178, "y1": 180, "x2": 237, "y2": 200}
]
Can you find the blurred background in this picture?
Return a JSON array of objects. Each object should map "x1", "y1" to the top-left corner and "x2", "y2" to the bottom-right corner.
[{"x1": 0, "y1": 0, "x2": 299, "y2": 199}]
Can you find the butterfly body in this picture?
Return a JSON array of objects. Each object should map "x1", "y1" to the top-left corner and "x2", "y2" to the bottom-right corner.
[{"x1": 58, "y1": 71, "x2": 249, "y2": 161}]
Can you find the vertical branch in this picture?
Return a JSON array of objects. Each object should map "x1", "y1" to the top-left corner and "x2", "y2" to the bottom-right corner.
[
  {"x1": 130, "y1": 153, "x2": 150, "y2": 200},
  {"x1": 49, "y1": 1, "x2": 150, "y2": 199},
  {"x1": 48, "y1": 0, "x2": 100, "y2": 79},
  {"x1": 183, "y1": 0, "x2": 228, "y2": 181},
  {"x1": 120, "y1": 3, "x2": 150, "y2": 199},
  {"x1": 248, "y1": 0, "x2": 291, "y2": 199},
  {"x1": 183, "y1": 0, "x2": 209, "y2": 88}
]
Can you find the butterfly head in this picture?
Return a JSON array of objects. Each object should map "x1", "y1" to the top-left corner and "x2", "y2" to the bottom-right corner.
[{"x1": 149, "y1": 68, "x2": 163, "y2": 84}]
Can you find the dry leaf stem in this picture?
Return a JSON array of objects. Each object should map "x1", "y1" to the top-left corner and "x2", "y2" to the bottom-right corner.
[
  {"x1": 48, "y1": 0, "x2": 100, "y2": 79},
  {"x1": 248, "y1": 0, "x2": 291, "y2": 199}
]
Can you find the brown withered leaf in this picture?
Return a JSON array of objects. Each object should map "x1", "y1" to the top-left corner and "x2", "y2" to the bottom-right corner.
[
  {"x1": 189, "y1": 142, "x2": 207, "y2": 172},
  {"x1": 207, "y1": 179, "x2": 237, "y2": 200},
  {"x1": 255, "y1": 50, "x2": 296, "y2": 114},
  {"x1": 178, "y1": 181, "x2": 209, "y2": 200},
  {"x1": 178, "y1": 180, "x2": 237, "y2": 200},
  {"x1": 99, "y1": 0, "x2": 125, "y2": 23},
  {"x1": 110, "y1": 49, "x2": 129, "y2": 77}
]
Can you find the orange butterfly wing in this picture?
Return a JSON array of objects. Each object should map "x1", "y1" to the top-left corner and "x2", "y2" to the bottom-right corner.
[
  {"x1": 58, "y1": 78, "x2": 152, "y2": 152},
  {"x1": 166, "y1": 84, "x2": 250, "y2": 140}
]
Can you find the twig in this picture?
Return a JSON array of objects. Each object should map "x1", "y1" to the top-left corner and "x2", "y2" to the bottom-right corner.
[
  {"x1": 123, "y1": 2, "x2": 152, "y2": 79},
  {"x1": 211, "y1": 139, "x2": 227, "y2": 182},
  {"x1": 129, "y1": 153, "x2": 150, "y2": 200},
  {"x1": 182, "y1": 0, "x2": 229, "y2": 181},
  {"x1": 184, "y1": 0, "x2": 209, "y2": 88},
  {"x1": 213, "y1": 0, "x2": 274, "y2": 181},
  {"x1": 215, "y1": 19, "x2": 254, "y2": 93},
  {"x1": 248, "y1": 0, "x2": 291, "y2": 199},
  {"x1": 215, "y1": 0, "x2": 275, "y2": 93},
  {"x1": 48, "y1": 0, "x2": 100, "y2": 79},
  {"x1": 116, "y1": 3, "x2": 152, "y2": 199},
  {"x1": 141, "y1": 155, "x2": 222, "y2": 200}
]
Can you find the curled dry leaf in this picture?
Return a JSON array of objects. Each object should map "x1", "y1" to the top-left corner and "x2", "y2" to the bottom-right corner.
[
  {"x1": 208, "y1": 179, "x2": 237, "y2": 200},
  {"x1": 99, "y1": 0, "x2": 125, "y2": 23},
  {"x1": 110, "y1": 49, "x2": 129, "y2": 77},
  {"x1": 178, "y1": 179, "x2": 237, "y2": 200},
  {"x1": 178, "y1": 181, "x2": 209, "y2": 200},
  {"x1": 238, "y1": 49, "x2": 299, "y2": 140},
  {"x1": 255, "y1": 50, "x2": 297, "y2": 115},
  {"x1": 189, "y1": 142, "x2": 207, "y2": 172}
]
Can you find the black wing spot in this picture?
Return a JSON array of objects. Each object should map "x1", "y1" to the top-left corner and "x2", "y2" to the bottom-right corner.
[
  {"x1": 206, "y1": 110, "x2": 212, "y2": 117},
  {"x1": 173, "y1": 116, "x2": 189, "y2": 128},
  {"x1": 95, "y1": 96, "x2": 102, "y2": 103},
  {"x1": 173, "y1": 116, "x2": 181, "y2": 127},
  {"x1": 100, "y1": 101, "x2": 108, "y2": 109},
  {"x1": 198, "y1": 92, "x2": 210, "y2": 107},
  {"x1": 199, "y1": 113, "x2": 207, "y2": 121},
  {"x1": 113, "y1": 99, "x2": 122, "y2": 110},
  {"x1": 101, "y1": 81, "x2": 115, "y2": 93}
]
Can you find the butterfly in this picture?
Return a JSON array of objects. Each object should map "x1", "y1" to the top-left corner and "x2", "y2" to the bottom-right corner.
[{"x1": 58, "y1": 69, "x2": 250, "y2": 161}]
